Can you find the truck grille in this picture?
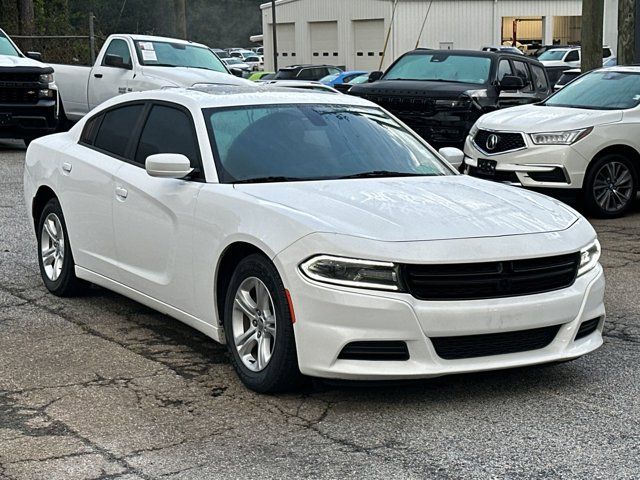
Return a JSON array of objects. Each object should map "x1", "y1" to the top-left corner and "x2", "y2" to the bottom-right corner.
[
  {"x1": 402, "y1": 253, "x2": 580, "y2": 301},
  {"x1": 474, "y1": 129, "x2": 526, "y2": 154},
  {"x1": 430, "y1": 324, "x2": 561, "y2": 359},
  {"x1": 0, "y1": 72, "x2": 43, "y2": 105},
  {"x1": 0, "y1": 88, "x2": 39, "y2": 104}
]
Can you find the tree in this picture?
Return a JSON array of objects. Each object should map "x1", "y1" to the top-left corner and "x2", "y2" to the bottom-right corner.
[
  {"x1": 18, "y1": 0, "x2": 35, "y2": 49},
  {"x1": 617, "y1": 0, "x2": 636, "y2": 65},
  {"x1": 581, "y1": 0, "x2": 604, "y2": 72},
  {"x1": 173, "y1": 0, "x2": 187, "y2": 38}
]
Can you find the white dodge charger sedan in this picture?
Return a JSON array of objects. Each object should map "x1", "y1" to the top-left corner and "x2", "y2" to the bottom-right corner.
[
  {"x1": 463, "y1": 67, "x2": 640, "y2": 218},
  {"x1": 24, "y1": 86, "x2": 605, "y2": 392}
]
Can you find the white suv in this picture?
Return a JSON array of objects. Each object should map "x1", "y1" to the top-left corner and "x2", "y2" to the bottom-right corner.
[
  {"x1": 538, "y1": 46, "x2": 615, "y2": 69},
  {"x1": 463, "y1": 66, "x2": 639, "y2": 218}
]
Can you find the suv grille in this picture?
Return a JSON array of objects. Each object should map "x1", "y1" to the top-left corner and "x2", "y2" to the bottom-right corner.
[
  {"x1": 474, "y1": 129, "x2": 525, "y2": 154},
  {"x1": 430, "y1": 324, "x2": 561, "y2": 360},
  {"x1": 402, "y1": 253, "x2": 580, "y2": 301}
]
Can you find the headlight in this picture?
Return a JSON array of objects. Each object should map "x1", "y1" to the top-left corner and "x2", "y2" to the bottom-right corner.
[
  {"x1": 39, "y1": 73, "x2": 54, "y2": 84},
  {"x1": 300, "y1": 255, "x2": 401, "y2": 291},
  {"x1": 530, "y1": 127, "x2": 592, "y2": 145},
  {"x1": 578, "y1": 239, "x2": 601, "y2": 276},
  {"x1": 469, "y1": 123, "x2": 479, "y2": 138},
  {"x1": 435, "y1": 98, "x2": 471, "y2": 109}
]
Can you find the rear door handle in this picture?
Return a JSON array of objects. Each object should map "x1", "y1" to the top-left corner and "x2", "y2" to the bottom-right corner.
[
  {"x1": 62, "y1": 162, "x2": 72, "y2": 174},
  {"x1": 94, "y1": 73, "x2": 103, "y2": 78},
  {"x1": 115, "y1": 186, "x2": 128, "y2": 199}
]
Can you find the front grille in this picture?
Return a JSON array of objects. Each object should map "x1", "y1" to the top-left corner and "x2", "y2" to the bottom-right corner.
[
  {"x1": 0, "y1": 72, "x2": 41, "y2": 83},
  {"x1": 431, "y1": 324, "x2": 561, "y2": 360},
  {"x1": 575, "y1": 318, "x2": 601, "y2": 340},
  {"x1": 360, "y1": 94, "x2": 436, "y2": 115},
  {"x1": 402, "y1": 253, "x2": 580, "y2": 301},
  {"x1": 474, "y1": 129, "x2": 525, "y2": 154},
  {"x1": 0, "y1": 88, "x2": 39, "y2": 104},
  {"x1": 467, "y1": 165, "x2": 519, "y2": 183},
  {"x1": 338, "y1": 341, "x2": 409, "y2": 361}
]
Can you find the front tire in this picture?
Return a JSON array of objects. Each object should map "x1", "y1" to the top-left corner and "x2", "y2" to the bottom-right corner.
[
  {"x1": 36, "y1": 198, "x2": 85, "y2": 296},
  {"x1": 223, "y1": 254, "x2": 302, "y2": 393},
  {"x1": 584, "y1": 154, "x2": 637, "y2": 218}
]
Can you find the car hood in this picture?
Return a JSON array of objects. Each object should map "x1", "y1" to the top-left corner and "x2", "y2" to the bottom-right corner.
[
  {"x1": 350, "y1": 79, "x2": 483, "y2": 98},
  {"x1": 236, "y1": 175, "x2": 577, "y2": 242},
  {"x1": 0, "y1": 54, "x2": 51, "y2": 69},
  {"x1": 139, "y1": 66, "x2": 252, "y2": 86},
  {"x1": 478, "y1": 104, "x2": 623, "y2": 132}
]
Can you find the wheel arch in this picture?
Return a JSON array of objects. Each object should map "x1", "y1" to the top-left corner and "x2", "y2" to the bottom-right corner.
[
  {"x1": 588, "y1": 144, "x2": 640, "y2": 181},
  {"x1": 32, "y1": 185, "x2": 58, "y2": 230}
]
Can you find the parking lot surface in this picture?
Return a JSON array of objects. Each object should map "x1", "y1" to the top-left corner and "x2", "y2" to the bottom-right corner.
[{"x1": 1, "y1": 139, "x2": 639, "y2": 479}]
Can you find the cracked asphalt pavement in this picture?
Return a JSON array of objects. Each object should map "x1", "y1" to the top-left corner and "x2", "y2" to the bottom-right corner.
[{"x1": 1, "y1": 139, "x2": 639, "y2": 479}]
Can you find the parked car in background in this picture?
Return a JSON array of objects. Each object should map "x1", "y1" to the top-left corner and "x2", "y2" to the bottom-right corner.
[
  {"x1": 51, "y1": 34, "x2": 249, "y2": 122},
  {"x1": 243, "y1": 55, "x2": 263, "y2": 71},
  {"x1": 230, "y1": 50, "x2": 258, "y2": 61},
  {"x1": 249, "y1": 71, "x2": 275, "y2": 81},
  {"x1": 539, "y1": 46, "x2": 615, "y2": 87},
  {"x1": 211, "y1": 48, "x2": 231, "y2": 60},
  {"x1": 333, "y1": 73, "x2": 371, "y2": 93},
  {"x1": 534, "y1": 45, "x2": 573, "y2": 57},
  {"x1": 0, "y1": 28, "x2": 59, "y2": 145},
  {"x1": 222, "y1": 57, "x2": 252, "y2": 76},
  {"x1": 463, "y1": 67, "x2": 640, "y2": 217},
  {"x1": 24, "y1": 85, "x2": 605, "y2": 393},
  {"x1": 320, "y1": 70, "x2": 368, "y2": 86},
  {"x1": 482, "y1": 46, "x2": 524, "y2": 55},
  {"x1": 553, "y1": 68, "x2": 581, "y2": 91},
  {"x1": 259, "y1": 80, "x2": 340, "y2": 93},
  {"x1": 274, "y1": 64, "x2": 342, "y2": 81},
  {"x1": 349, "y1": 49, "x2": 552, "y2": 149}
]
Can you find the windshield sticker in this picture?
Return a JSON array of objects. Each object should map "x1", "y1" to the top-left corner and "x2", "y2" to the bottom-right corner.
[
  {"x1": 142, "y1": 49, "x2": 157, "y2": 61},
  {"x1": 139, "y1": 42, "x2": 154, "y2": 50}
]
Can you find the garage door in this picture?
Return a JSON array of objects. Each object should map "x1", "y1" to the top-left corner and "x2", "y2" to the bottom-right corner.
[
  {"x1": 277, "y1": 23, "x2": 296, "y2": 66},
  {"x1": 310, "y1": 21, "x2": 341, "y2": 69},
  {"x1": 353, "y1": 19, "x2": 385, "y2": 71}
]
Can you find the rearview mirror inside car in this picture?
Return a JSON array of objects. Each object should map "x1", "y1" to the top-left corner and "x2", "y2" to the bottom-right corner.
[
  {"x1": 368, "y1": 71, "x2": 383, "y2": 82},
  {"x1": 438, "y1": 147, "x2": 465, "y2": 170},
  {"x1": 145, "y1": 154, "x2": 193, "y2": 179},
  {"x1": 104, "y1": 53, "x2": 132, "y2": 70},
  {"x1": 26, "y1": 51, "x2": 43, "y2": 61},
  {"x1": 498, "y1": 75, "x2": 526, "y2": 91}
]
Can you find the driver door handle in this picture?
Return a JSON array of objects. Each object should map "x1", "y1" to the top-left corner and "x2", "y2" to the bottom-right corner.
[
  {"x1": 94, "y1": 73, "x2": 103, "y2": 78},
  {"x1": 115, "y1": 186, "x2": 128, "y2": 199}
]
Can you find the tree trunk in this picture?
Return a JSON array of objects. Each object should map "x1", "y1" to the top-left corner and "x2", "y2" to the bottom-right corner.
[
  {"x1": 618, "y1": 0, "x2": 636, "y2": 65},
  {"x1": 581, "y1": 0, "x2": 604, "y2": 72},
  {"x1": 18, "y1": 0, "x2": 35, "y2": 50},
  {"x1": 173, "y1": 0, "x2": 187, "y2": 39}
]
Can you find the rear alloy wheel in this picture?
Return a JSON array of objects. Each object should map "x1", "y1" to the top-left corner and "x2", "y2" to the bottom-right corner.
[
  {"x1": 36, "y1": 198, "x2": 86, "y2": 296},
  {"x1": 223, "y1": 254, "x2": 302, "y2": 393},
  {"x1": 585, "y1": 154, "x2": 637, "y2": 218}
]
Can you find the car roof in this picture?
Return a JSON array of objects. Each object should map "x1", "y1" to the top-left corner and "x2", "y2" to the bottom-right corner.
[{"x1": 92, "y1": 85, "x2": 374, "y2": 112}]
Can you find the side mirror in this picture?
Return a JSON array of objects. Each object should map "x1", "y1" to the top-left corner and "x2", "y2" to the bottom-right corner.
[
  {"x1": 368, "y1": 71, "x2": 383, "y2": 82},
  {"x1": 230, "y1": 67, "x2": 244, "y2": 77},
  {"x1": 498, "y1": 74, "x2": 525, "y2": 91},
  {"x1": 26, "y1": 51, "x2": 42, "y2": 61},
  {"x1": 104, "y1": 53, "x2": 132, "y2": 70},
  {"x1": 438, "y1": 147, "x2": 465, "y2": 170},
  {"x1": 145, "y1": 154, "x2": 193, "y2": 179}
]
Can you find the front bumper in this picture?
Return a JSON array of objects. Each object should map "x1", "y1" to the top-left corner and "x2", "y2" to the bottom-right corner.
[
  {"x1": 276, "y1": 232, "x2": 605, "y2": 380},
  {"x1": 463, "y1": 134, "x2": 589, "y2": 190},
  {"x1": 0, "y1": 97, "x2": 58, "y2": 139}
]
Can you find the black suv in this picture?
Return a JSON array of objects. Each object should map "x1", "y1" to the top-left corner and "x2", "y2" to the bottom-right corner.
[
  {"x1": 349, "y1": 50, "x2": 552, "y2": 149},
  {"x1": 274, "y1": 64, "x2": 341, "y2": 81}
]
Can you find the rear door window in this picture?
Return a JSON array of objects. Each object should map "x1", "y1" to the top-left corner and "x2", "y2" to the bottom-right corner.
[{"x1": 93, "y1": 104, "x2": 144, "y2": 158}]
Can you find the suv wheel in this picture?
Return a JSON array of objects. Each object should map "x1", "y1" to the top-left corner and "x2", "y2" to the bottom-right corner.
[
  {"x1": 584, "y1": 154, "x2": 637, "y2": 218},
  {"x1": 223, "y1": 254, "x2": 302, "y2": 393}
]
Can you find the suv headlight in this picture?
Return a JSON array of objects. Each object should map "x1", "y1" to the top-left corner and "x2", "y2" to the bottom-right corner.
[
  {"x1": 530, "y1": 127, "x2": 592, "y2": 145},
  {"x1": 577, "y1": 239, "x2": 601, "y2": 276},
  {"x1": 469, "y1": 123, "x2": 479, "y2": 138},
  {"x1": 39, "y1": 73, "x2": 54, "y2": 84},
  {"x1": 435, "y1": 98, "x2": 471, "y2": 109},
  {"x1": 300, "y1": 255, "x2": 401, "y2": 291}
]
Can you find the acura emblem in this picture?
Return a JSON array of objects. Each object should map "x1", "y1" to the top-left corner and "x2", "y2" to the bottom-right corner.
[{"x1": 486, "y1": 134, "x2": 499, "y2": 151}]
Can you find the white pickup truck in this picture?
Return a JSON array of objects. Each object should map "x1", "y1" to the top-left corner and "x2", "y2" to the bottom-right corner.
[{"x1": 53, "y1": 34, "x2": 251, "y2": 121}]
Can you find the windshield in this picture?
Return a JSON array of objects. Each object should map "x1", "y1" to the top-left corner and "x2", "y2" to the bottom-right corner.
[
  {"x1": 384, "y1": 53, "x2": 491, "y2": 84},
  {"x1": 546, "y1": 70, "x2": 640, "y2": 110},
  {"x1": 135, "y1": 41, "x2": 227, "y2": 72},
  {"x1": 205, "y1": 104, "x2": 451, "y2": 183},
  {"x1": 0, "y1": 32, "x2": 20, "y2": 57},
  {"x1": 320, "y1": 73, "x2": 339, "y2": 83},
  {"x1": 349, "y1": 75, "x2": 369, "y2": 84},
  {"x1": 538, "y1": 50, "x2": 569, "y2": 61}
]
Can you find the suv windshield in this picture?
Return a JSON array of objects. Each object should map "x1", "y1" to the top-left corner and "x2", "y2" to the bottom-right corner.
[
  {"x1": 135, "y1": 41, "x2": 227, "y2": 72},
  {"x1": 0, "y1": 31, "x2": 20, "y2": 57},
  {"x1": 205, "y1": 104, "x2": 451, "y2": 183},
  {"x1": 538, "y1": 50, "x2": 569, "y2": 61},
  {"x1": 546, "y1": 70, "x2": 640, "y2": 110},
  {"x1": 384, "y1": 53, "x2": 492, "y2": 84}
]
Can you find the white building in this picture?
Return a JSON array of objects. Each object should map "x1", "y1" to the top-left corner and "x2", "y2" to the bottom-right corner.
[{"x1": 260, "y1": 0, "x2": 619, "y2": 71}]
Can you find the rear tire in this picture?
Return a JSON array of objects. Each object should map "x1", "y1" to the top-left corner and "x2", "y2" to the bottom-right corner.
[
  {"x1": 223, "y1": 253, "x2": 302, "y2": 393},
  {"x1": 583, "y1": 154, "x2": 637, "y2": 218},
  {"x1": 36, "y1": 198, "x2": 86, "y2": 296}
]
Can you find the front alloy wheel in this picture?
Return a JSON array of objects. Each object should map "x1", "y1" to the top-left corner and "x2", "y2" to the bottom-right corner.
[
  {"x1": 40, "y1": 213, "x2": 65, "y2": 282},
  {"x1": 585, "y1": 154, "x2": 637, "y2": 218}
]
